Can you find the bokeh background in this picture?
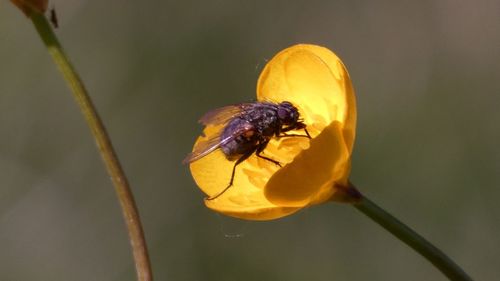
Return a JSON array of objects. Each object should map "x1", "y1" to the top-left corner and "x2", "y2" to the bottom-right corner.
[{"x1": 1, "y1": 1, "x2": 499, "y2": 280}]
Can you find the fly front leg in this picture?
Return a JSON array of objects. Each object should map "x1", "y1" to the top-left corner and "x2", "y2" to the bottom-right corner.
[{"x1": 279, "y1": 124, "x2": 311, "y2": 139}]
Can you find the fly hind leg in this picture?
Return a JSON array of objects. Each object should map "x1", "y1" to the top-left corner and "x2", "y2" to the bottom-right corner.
[{"x1": 206, "y1": 149, "x2": 255, "y2": 200}]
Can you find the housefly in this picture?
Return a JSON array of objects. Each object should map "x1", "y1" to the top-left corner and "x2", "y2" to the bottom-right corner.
[{"x1": 183, "y1": 101, "x2": 311, "y2": 200}]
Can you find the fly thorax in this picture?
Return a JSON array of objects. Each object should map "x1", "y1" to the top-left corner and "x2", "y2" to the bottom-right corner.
[{"x1": 258, "y1": 115, "x2": 279, "y2": 136}]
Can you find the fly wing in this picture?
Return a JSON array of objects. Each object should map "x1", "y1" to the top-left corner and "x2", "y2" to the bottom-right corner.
[
  {"x1": 198, "y1": 103, "x2": 253, "y2": 125},
  {"x1": 183, "y1": 135, "x2": 221, "y2": 164},
  {"x1": 184, "y1": 103, "x2": 256, "y2": 164},
  {"x1": 183, "y1": 121, "x2": 255, "y2": 164},
  {"x1": 183, "y1": 130, "x2": 241, "y2": 164}
]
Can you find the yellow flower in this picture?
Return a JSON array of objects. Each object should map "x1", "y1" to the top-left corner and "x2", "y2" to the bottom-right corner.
[{"x1": 189, "y1": 44, "x2": 356, "y2": 220}]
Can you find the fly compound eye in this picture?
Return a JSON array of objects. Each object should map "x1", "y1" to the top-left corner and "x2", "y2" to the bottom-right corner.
[
  {"x1": 277, "y1": 107, "x2": 290, "y2": 120},
  {"x1": 278, "y1": 102, "x2": 299, "y2": 124}
]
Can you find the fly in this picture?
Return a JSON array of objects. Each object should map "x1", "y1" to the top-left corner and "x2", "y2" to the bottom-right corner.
[{"x1": 184, "y1": 101, "x2": 311, "y2": 200}]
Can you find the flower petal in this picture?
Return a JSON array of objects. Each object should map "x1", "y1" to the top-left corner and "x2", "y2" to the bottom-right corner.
[
  {"x1": 204, "y1": 193, "x2": 301, "y2": 221},
  {"x1": 264, "y1": 121, "x2": 349, "y2": 206},
  {"x1": 190, "y1": 126, "x2": 301, "y2": 220},
  {"x1": 257, "y1": 44, "x2": 356, "y2": 136}
]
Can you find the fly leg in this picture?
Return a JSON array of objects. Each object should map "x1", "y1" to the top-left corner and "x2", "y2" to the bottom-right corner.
[
  {"x1": 206, "y1": 149, "x2": 255, "y2": 200},
  {"x1": 255, "y1": 139, "x2": 282, "y2": 167},
  {"x1": 303, "y1": 127, "x2": 312, "y2": 138},
  {"x1": 280, "y1": 125, "x2": 311, "y2": 139}
]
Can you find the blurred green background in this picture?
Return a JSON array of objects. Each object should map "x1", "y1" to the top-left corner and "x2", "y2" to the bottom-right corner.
[{"x1": 1, "y1": 1, "x2": 499, "y2": 280}]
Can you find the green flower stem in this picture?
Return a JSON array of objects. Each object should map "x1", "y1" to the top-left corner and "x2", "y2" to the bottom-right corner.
[
  {"x1": 29, "y1": 13, "x2": 153, "y2": 281},
  {"x1": 347, "y1": 184, "x2": 472, "y2": 281}
]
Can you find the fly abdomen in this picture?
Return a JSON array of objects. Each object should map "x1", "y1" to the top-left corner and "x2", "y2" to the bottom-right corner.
[{"x1": 220, "y1": 118, "x2": 258, "y2": 159}]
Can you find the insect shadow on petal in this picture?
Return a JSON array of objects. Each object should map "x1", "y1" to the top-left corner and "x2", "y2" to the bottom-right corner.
[{"x1": 184, "y1": 101, "x2": 311, "y2": 200}]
